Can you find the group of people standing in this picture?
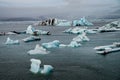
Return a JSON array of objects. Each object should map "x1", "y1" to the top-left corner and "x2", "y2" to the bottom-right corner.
[{"x1": 40, "y1": 18, "x2": 56, "y2": 26}]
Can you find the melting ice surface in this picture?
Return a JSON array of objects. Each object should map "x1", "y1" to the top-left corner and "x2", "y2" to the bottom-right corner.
[
  {"x1": 30, "y1": 59, "x2": 53, "y2": 74},
  {"x1": 5, "y1": 37, "x2": 19, "y2": 45},
  {"x1": 42, "y1": 40, "x2": 61, "y2": 48},
  {"x1": 28, "y1": 44, "x2": 49, "y2": 55}
]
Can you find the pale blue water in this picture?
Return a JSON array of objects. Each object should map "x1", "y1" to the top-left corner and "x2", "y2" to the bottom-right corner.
[{"x1": 0, "y1": 20, "x2": 120, "y2": 80}]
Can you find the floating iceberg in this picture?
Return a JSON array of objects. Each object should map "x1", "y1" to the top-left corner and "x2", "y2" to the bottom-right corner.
[
  {"x1": 36, "y1": 30, "x2": 50, "y2": 35},
  {"x1": 26, "y1": 25, "x2": 35, "y2": 34},
  {"x1": 64, "y1": 27, "x2": 97, "y2": 34},
  {"x1": 94, "y1": 42, "x2": 120, "y2": 54},
  {"x1": 59, "y1": 44, "x2": 68, "y2": 48},
  {"x1": 5, "y1": 37, "x2": 19, "y2": 45},
  {"x1": 28, "y1": 44, "x2": 49, "y2": 55},
  {"x1": 64, "y1": 27, "x2": 86, "y2": 34},
  {"x1": 68, "y1": 41, "x2": 81, "y2": 48},
  {"x1": 72, "y1": 33, "x2": 90, "y2": 42},
  {"x1": 98, "y1": 20, "x2": 120, "y2": 32},
  {"x1": 23, "y1": 36, "x2": 41, "y2": 42},
  {"x1": 42, "y1": 40, "x2": 61, "y2": 48},
  {"x1": 30, "y1": 59, "x2": 41, "y2": 74},
  {"x1": 26, "y1": 25, "x2": 50, "y2": 35},
  {"x1": 30, "y1": 59, "x2": 53, "y2": 74},
  {"x1": 41, "y1": 65, "x2": 54, "y2": 74},
  {"x1": 73, "y1": 17, "x2": 93, "y2": 26}
]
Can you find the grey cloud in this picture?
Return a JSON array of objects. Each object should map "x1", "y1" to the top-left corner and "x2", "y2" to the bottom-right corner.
[{"x1": 0, "y1": 0, "x2": 119, "y2": 19}]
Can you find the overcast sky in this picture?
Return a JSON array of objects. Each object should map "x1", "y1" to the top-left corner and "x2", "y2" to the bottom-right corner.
[{"x1": 0, "y1": 0, "x2": 120, "y2": 19}]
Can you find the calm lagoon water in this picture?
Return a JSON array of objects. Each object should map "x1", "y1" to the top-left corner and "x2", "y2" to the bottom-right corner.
[{"x1": 0, "y1": 20, "x2": 120, "y2": 80}]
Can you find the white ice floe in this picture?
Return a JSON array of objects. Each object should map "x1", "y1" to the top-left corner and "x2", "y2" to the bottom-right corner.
[
  {"x1": 41, "y1": 65, "x2": 54, "y2": 74},
  {"x1": 73, "y1": 17, "x2": 93, "y2": 26},
  {"x1": 5, "y1": 37, "x2": 19, "y2": 45},
  {"x1": 36, "y1": 30, "x2": 49, "y2": 35},
  {"x1": 30, "y1": 59, "x2": 53, "y2": 74},
  {"x1": 28, "y1": 44, "x2": 49, "y2": 55},
  {"x1": 68, "y1": 41, "x2": 81, "y2": 48},
  {"x1": 98, "y1": 20, "x2": 120, "y2": 32},
  {"x1": 23, "y1": 36, "x2": 41, "y2": 42},
  {"x1": 26, "y1": 25, "x2": 35, "y2": 34},
  {"x1": 64, "y1": 27, "x2": 97, "y2": 34},
  {"x1": 94, "y1": 42, "x2": 120, "y2": 54},
  {"x1": 30, "y1": 59, "x2": 41, "y2": 74},
  {"x1": 72, "y1": 33, "x2": 90, "y2": 42},
  {"x1": 56, "y1": 21, "x2": 72, "y2": 26},
  {"x1": 59, "y1": 44, "x2": 68, "y2": 48},
  {"x1": 26, "y1": 25, "x2": 49, "y2": 35},
  {"x1": 42, "y1": 40, "x2": 61, "y2": 48}
]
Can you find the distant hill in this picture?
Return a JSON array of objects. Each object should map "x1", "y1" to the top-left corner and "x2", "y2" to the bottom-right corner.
[{"x1": 0, "y1": 16, "x2": 47, "y2": 21}]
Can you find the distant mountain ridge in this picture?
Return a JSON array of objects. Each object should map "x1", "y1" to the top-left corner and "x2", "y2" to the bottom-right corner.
[{"x1": 0, "y1": 16, "x2": 47, "y2": 21}]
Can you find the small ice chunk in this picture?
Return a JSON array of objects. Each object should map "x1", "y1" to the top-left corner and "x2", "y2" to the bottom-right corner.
[
  {"x1": 86, "y1": 30, "x2": 97, "y2": 34},
  {"x1": 5, "y1": 37, "x2": 19, "y2": 45},
  {"x1": 68, "y1": 41, "x2": 81, "y2": 47},
  {"x1": 36, "y1": 30, "x2": 49, "y2": 35},
  {"x1": 26, "y1": 25, "x2": 35, "y2": 34},
  {"x1": 30, "y1": 58, "x2": 41, "y2": 74},
  {"x1": 73, "y1": 33, "x2": 90, "y2": 42},
  {"x1": 28, "y1": 44, "x2": 49, "y2": 55},
  {"x1": 42, "y1": 40, "x2": 60, "y2": 48},
  {"x1": 41, "y1": 65, "x2": 54, "y2": 74},
  {"x1": 23, "y1": 36, "x2": 41, "y2": 42},
  {"x1": 64, "y1": 27, "x2": 96, "y2": 34},
  {"x1": 56, "y1": 21, "x2": 72, "y2": 26}
]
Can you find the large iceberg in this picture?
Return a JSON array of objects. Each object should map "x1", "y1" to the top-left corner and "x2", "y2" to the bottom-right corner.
[
  {"x1": 23, "y1": 36, "x2": 41, "y2": 42},
  {"x1": 28, "y1": 44, "x2": 49, "y2": 55},
  {"x1": 73, "y1": 17, "x2": 93, "y2": 26},
  {"x1": 30, "y1": 58, "x2": 53, "y2": 74},
  {"x1": 5, "y1": 37, "x2": 19, "y2": 45},
  {"x1": 98, "y1": 20, "x2": 120, "y2": 32},
  {"x1": 42, "y1": 40, "x2": 61, "y2": 48}
]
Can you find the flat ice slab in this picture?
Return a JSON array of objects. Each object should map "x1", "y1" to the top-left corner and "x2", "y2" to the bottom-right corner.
[
  {"x1": 42, "y1": 40, "x2": 61, "y2": 48},
  {"x1": 5, "y1": 37, "x2": 19, "y2": 45},
  {"x1": 23, "y1": 36, "x2": 41, "y2": 42},
  {"x1": 28, "y1": 44, "x2": 49, "y2": 55},
  {"x1": 64, "y1": 27, "x2": 97, "y2": 34}
]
